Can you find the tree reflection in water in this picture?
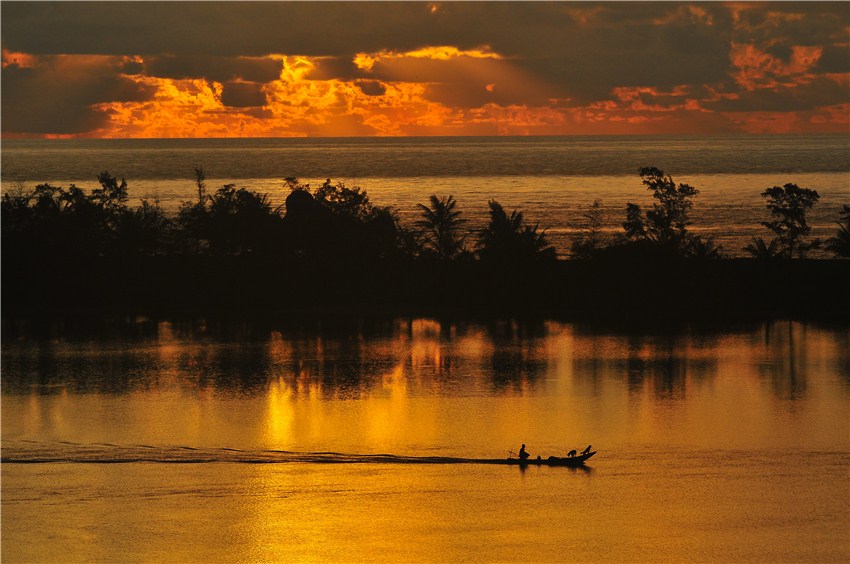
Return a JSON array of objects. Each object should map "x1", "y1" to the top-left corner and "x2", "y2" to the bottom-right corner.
[{"x1": 1, "y1": 317, "x2": 844, "y2": 408}]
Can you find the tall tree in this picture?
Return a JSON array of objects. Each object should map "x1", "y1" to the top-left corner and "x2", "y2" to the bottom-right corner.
[
  {"x1": 622, "y1": 202, "x2": 647, "y2": 242},
  {"x1": 760, "y1": 183, "x2": 820, "y2": 258},
  {"x1": 625, "y1": 167, "x2": 699, "y2": 250},
  {"x1": 619, "y1": 167, "x2": 722, "y2": 258},
  {"x1": 414, "y1": 194, "x2": 468, "y2": 259},
  {"x1": 194, "y1": 167, "x2": 207, "y2": 205},
  {"x1": 92, "y1": 171, "x2": 129, "y2": 221}
]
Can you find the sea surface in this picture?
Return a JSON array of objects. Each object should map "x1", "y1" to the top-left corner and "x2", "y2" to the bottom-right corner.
[
  {"x1": 2, "y1": 135, "x2": 848, "y2": 256},
  {"x1": 2, "y1": 317, "x2": 849, "y2": 562}
]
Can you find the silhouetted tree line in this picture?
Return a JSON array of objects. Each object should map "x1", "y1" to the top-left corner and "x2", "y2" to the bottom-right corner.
[
  {"x1": 4, "y1": 166, "x2": 847, "y2": 263},
  {"x1": 2, "y1": 167, "x2": 848, "y2": 319}
]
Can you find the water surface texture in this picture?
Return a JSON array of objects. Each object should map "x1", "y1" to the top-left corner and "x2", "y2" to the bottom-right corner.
[
  {"x1": 3, "y1": 135, "x2": 848, "y2": 256},
  {"x1": 2, "y1": 318, "x2": 848, "y2": 562}
]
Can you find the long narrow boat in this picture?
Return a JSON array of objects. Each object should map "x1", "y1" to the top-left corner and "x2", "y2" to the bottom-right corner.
[{"x1": 506, "y1": 451, "x2": 596, "y2": 467}]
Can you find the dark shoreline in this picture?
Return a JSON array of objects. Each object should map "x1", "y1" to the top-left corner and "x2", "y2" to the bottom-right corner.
[{"x1": 4, "y1": 257, "x2": 848, "y2": 328}]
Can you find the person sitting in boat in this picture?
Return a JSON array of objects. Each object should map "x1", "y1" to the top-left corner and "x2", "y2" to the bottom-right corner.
[
  {"x1": 581, "y1": 445, "x2": 592, "y2": 455},
  {"x1": 519, "y1": 444, "x2": 530, "y2": 460}
]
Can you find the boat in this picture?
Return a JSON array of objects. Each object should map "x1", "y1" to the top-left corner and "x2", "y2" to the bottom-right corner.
[{"x1": 506, "y1": 451, "x2": 596, "y2": 466}]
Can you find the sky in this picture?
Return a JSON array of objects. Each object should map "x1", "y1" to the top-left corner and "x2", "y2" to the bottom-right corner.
[{"x1": 1, "y1": 1, "x2": 848, "y2": 138}]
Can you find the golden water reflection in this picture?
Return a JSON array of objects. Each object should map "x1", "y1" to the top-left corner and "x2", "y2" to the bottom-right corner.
[
  {"x1": 2, "y1": 318, "x2": 849, "y2": 562},
  {"x1": 2, "y1": 319, "x2": 848, "y2": 454}
]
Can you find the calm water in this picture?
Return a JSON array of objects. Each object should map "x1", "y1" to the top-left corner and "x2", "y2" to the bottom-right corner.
[
  {"x1": 2, "y1": 135, "x2": 848, "y2": 256},
  {"x1": 2, "y1": 318, "x2": 849, "y2": 562}
]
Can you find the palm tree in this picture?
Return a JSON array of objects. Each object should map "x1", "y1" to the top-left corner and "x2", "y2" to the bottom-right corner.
[
  {"x1": 414, "y1": 194, "x2": 468, "y2": 259},
  {"x1": 744, "y1": 236, "x2": 780, "y2": 260},
  {"x1": 476, "y1": 200, "x2": 555, "y2": 263},
  {"x1": 825, "y1": 205, "x2": 850, "y2": 258},
  {"x1": 685, "y1": 236, "x2": 723, "y2": 259}
]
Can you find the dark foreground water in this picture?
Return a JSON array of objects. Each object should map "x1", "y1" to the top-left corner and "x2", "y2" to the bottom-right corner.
[
  {"x1": 2, "y1": 318, "x2": 849, "y2": 562},
  {"x1": 3, "y1": 135, "x2": 848, "y2": 256}
]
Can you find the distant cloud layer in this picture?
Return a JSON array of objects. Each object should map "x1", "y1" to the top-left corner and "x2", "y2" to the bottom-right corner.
[{"x1": 2, "y1": 1, "x2": 848, "y2": 137}]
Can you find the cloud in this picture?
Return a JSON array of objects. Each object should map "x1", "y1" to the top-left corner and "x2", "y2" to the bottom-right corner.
[
  {"x1": 353, "y1": 48, "x2": 557, "y2": 107},
  {"x1": 220, "y1": 81, "x2": 267, "y2": 108},
  {"x1": 1, "y1": 2, "x2": 847, "y2": 136},
  {"x1": 144, "y1": 55, "x2": 281, "y2": 83},
  {"x1": 356, "y1": 80, "x2": 386, "y2": 97},
  {"x1": 730, "y1": 3, "x2": 850, "y2": 46},
  {"x1": 1, "y1": 54, "x2": 155, "y2": 134},
  {"x1": 0, "y1": 2, "x2": 442, "y2": 58},
  {"x1": 816, "y1": 45, "x2": 850, "y2": 74},
  {"x1": 705, "y1": 77, "x2": 850, "y2": 113},
  {"x1": 305, "y1": 57, "x2": 366, "y2": 81}
]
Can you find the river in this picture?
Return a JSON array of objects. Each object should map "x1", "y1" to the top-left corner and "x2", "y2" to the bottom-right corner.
[{"x1": 2, "y1": 317, "x2": 848, "y2": 561}]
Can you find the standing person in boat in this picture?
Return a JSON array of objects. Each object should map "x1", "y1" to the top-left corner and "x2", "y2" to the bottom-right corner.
[{"x1": 519, "y1": 444, "x2": 530, "y2": 460}]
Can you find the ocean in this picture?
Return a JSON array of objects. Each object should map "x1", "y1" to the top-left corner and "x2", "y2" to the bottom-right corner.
[{"x1": 2, "y1": 135, "x2": 848, "y2": 256}]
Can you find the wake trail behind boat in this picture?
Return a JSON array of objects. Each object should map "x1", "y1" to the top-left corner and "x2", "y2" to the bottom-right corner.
[{"x1": 1, "y1": 441, "x2": 515, "y2": 465}]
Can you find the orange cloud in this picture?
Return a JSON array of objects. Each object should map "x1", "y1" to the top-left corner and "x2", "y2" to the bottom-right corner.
[
  {"x1": 4, "y1": 35, "x2": 848, "y2": 138},
  {"x1": 1, "y1": 49, "x2": 37, "y2": 68},
  {"x1": 721, "y1": 102, "x2": 850, "y2": 134},
  {"x1": 652, "y1": 5, "x2": 715, "y2": 26},
  {"x1": 354, "y1": 46, "x2": 502, "y2": 72},
  {"x1": 91, "y1": 54, "x2": 468, "y2": 137},
  {"x1": 731, "y1": 43, "x2": 823, "y2": 91},
  {"x1": 3, "y1": 2, "x2": 848, "y2": 137},
  {"x1": 88, "y1": 48, "x2": 570, "y2": 138}
]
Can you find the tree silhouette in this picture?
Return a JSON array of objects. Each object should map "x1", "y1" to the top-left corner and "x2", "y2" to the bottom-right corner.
[
  {"x1": 281, "y1": 177, "x2": 400, "y2": 260},
  {"x1": 571, "y1": 199, "x2": 605, "y2": 259},
  {"x1": 206, "y1": 184, "x2": 280, "y2": 255},
  {"x1": 92, "y1": 171, "x2": 129, "y2": 217},
  {"x1": 685, "y1": 235, "x2": 724, "y2": 259},
  {"x1": 194, "y1": 167, "x2": 207, "y2": 205},
  {"x1": 619, "y1": 167, "x2": 720, "y2": 258},
  {"x1": 744, "y1": 236, "x2": 781, "y2": 260},
  {"x1": 2, "y1": 167, "x2": 847, "y2": 318},
  {"x1": 117, "y1": 198, "x2": 172, "y2": 256},
  {"x1": 178, "y1": 182, "x2": 282, "y2": 255},
  {"x1": 624, "y1": 167, "x2": 698, "y2": 251},
  {"x1": 760, "y1": 183, "x2": 820, "y2": 258},
  {"x1": 177, "y1": 198, "x2": 210, "y2": 254},
  {"x1": 476, "y1": 200, "x2": 555, "y2": 263},
  {"x1": 314, "y1": 178, "x2": 377, "y2": 221},
  {"x1": 1, "y1": 173, "x2": 149, "y2": 259},
  {"x1": 825, "y1": 204, "x2": 850, "y2": 258},
  {"x1": 414, "y1": 194, "x2": 469, "y2": 260}
]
